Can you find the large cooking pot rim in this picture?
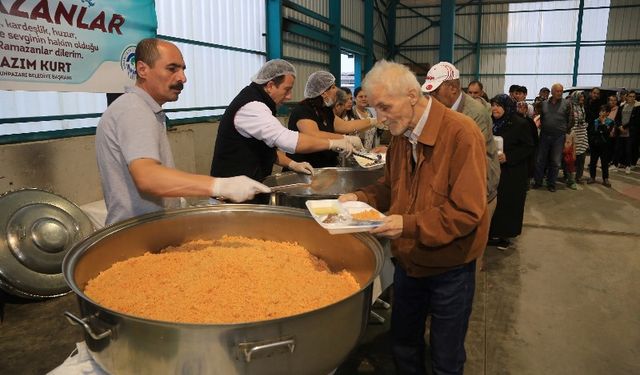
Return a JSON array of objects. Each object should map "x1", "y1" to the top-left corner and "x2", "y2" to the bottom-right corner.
[{"x1": 63, "y1": 204, "x2": 383, "y2": 327}]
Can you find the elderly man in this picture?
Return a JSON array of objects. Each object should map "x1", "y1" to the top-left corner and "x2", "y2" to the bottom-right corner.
[
  {"x1": 533, "y1": 83, "x2": 573, "y2": 192},
  {"x1": 96, "y1": 38, "x2": 269, "y2": 225},
  {"x1": 340, "y1": 60, "x2": 489, "y2": 375},
  {"x1": 423, "y1": 62, "x2": 500, "y2": 229},
  {"x1": 210, "y1": 60, "x2": 353, "y2": 203}
]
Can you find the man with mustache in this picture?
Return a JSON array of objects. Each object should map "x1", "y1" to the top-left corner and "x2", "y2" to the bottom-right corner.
[
  {"x1": 96, "y1": 38, "x2": 269, "y2": 225},
  {"x1": 340, "y1": 60, "x2": 489, "y2": 375}
]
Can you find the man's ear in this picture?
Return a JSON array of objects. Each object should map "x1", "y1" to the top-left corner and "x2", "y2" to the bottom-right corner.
[
  {"x1": 136, "y1": 61, "x2": 149, "y2": 80},
  {"x1": 264, "y1": 80, "x2": 276, "y2": 95},
  {"x1": 408, "y1": 88, "x2": 419, "y2": 105}
]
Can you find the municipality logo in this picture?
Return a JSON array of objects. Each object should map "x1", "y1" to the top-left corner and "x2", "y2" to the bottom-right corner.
[{"x1": 120, "y1": 45, "x2": 137, "y2": 80}]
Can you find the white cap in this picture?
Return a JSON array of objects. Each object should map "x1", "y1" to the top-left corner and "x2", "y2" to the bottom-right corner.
[{"x1": 421, "y1": 62, "x2": 460, "y2": 93}]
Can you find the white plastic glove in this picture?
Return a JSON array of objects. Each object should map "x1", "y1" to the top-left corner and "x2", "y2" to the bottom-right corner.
[
  {"x1": 344, "y1": 135, "x2": 364, "y2": 150},
  {"x1": 328, "y1": 138, "x2": 354, "y2": 158},
  {"x1": 211, "y1": 176, "x2": 271, "y2": 202},
  {"x1": 288, "y1": 160, "x2": 314, "y2": 175}
]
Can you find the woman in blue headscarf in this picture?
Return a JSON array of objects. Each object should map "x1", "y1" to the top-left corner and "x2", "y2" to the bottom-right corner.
[{"x1": 488, "y1": 94, "x2": 535, "y2": 250}]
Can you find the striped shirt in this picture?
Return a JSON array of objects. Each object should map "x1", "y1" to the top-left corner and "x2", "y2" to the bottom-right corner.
[{"x1": 572, "y1": 105, "x2": 589, "y2": 154}]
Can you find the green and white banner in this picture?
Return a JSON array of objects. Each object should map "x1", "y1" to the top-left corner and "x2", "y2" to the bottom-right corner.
[{"x1": 0, "y1": 0, "x2": 157, "y2": 92}]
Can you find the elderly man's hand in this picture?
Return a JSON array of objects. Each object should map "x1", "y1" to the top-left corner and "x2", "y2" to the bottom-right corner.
[
  {"x1": 370, "y1": 214, "x2": 403, "y2": 239},
  {"x1": 288, "y1": 161, "x2": 314, "y2": 175},
  {"x1": 338, "y1": 193, "x2": 358, "y2": 202}
]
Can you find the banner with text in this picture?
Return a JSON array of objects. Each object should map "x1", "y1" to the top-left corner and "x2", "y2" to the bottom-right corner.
[{"x1": 0, "y1": 0, "x2": 157, "y2": 92}]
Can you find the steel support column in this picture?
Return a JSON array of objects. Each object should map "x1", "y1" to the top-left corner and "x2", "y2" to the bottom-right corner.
[
  {"x1": 354, "y1": 54, "x2": 363, "y2": 88},
  {"x1": 364, "y1": 0, "x2": 374, "y2": 73},
  {"x1": 439, "y1": 1, "x2": 455, "y2": 62},
  {"x1": 329, "y1": 0, "x2": 342, "y2": 85},
  {"x1": 572, "y1": 0, "x2": 585, "y2": 86},
  {"x1": 266, "y1": 0, "x2": 282, "y2": 59}
]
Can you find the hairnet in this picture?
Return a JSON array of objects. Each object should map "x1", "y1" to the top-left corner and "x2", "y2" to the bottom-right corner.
[
  {"x1": 251, "y1": 59, "x2": 296, "y2": 84},
  {"x1": 304, "y1": 71, "x2": 335, "y2": 98}
]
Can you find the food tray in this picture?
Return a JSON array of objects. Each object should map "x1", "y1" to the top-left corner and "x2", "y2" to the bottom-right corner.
[{"x1": 305, "y1": 199, "x2": 385, "y2": 234}]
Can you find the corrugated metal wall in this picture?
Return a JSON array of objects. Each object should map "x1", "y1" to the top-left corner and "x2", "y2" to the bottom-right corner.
[
  {"x1": 603, "y1": 0, "x2": 640, "y2": 89},
  {"x1": 476, "y1": 4, "x2": 509, "y2": 98},
  {"x1": 395, "y1": 5, "x2": 439, "y2": 66},
  {"x1": 282, "y1": 0, "x2": 330, "y2": 99},
  {"x1": 394, "y1": 2, "x2": 511, "y2": 95},
  {"x1": 392, "y1": 0, "x2": 639, "y2": 98},
  {"x1": 341, "y1": 0, "x2": 365, "y2": 46},
  {"x1": 282, "y1": 0, "x2": 384, "y2": 97},
  {"x1": 284, "y1": 0, "x2": 329, "y2": 31},
  {"x1": 373, "y1": 5, "x2": 388, "y2": 61}
]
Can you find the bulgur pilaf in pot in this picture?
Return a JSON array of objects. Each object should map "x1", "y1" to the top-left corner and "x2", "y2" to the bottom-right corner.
[{"x1": 84, "y1": 236, "x2": 359, "y2": 324}]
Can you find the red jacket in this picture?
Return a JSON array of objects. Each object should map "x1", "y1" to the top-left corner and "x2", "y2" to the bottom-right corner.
[{"x1": 356, "y1": 99, "x2": 489, "y2": 277}]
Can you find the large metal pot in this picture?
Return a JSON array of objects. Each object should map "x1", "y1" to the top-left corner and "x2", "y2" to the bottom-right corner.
[
  {"x1": 263, "y1": 167, "x2": 383, "y2": 209},
  {"x1": 62, "y1": 205, "x2": 384, "y2": 375}
]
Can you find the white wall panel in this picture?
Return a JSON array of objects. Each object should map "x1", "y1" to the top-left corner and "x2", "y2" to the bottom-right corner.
[
  {"x1": 164, "y1": 42, "x2": 266, "y2": 114},
  {"x1": 156, "y1": 0, "x2": 266, "y2": 52}
]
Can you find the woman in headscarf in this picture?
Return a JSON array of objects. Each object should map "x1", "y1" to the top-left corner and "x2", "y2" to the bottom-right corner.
[
  {"x1": 287, "y1": 71, "x2": 376, "y2": 167},
  {"x1": 567, "y1": 90, "x2": 589, "y2": 186},
  {"x1": 488, "y1": 94, "x2": 535, "y2": 250}
]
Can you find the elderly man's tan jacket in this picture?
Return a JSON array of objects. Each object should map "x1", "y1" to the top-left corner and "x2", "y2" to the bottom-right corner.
[{"x1": 356, "y1": 99, "x2": 489, "y2": 277}]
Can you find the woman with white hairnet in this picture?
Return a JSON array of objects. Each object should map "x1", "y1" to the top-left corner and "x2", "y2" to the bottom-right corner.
[{"x1": 287, "y1": 71, "x2": 378, "y2": 167}]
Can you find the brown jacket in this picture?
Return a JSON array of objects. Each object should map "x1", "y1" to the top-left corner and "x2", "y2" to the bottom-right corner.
[{"x1": 355, "y1": 99, "x2": 489, "y2": 277}]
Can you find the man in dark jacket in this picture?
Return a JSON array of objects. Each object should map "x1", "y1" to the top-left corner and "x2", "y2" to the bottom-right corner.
[{"x1": 533, "y1": 83, "x2": 573, "y2": 192}]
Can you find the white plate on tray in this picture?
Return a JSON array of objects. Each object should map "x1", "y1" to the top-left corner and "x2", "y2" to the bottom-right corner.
[{"x1": 305, "y1": 199, "x2": 386, "y2": 234}]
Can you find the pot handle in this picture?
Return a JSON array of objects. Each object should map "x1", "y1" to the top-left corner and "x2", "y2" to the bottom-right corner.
[
  {"x1": 64, "y1": 311, "x2": 112, "y2": 340},
  {"x1": 237, "y1": 337, "x2": 295, "y2": 362}
]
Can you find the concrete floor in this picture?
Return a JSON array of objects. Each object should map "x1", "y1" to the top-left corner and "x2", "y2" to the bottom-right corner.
[{"x1": 1, "y1": 163, "x2": 639, "y2": 374}]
